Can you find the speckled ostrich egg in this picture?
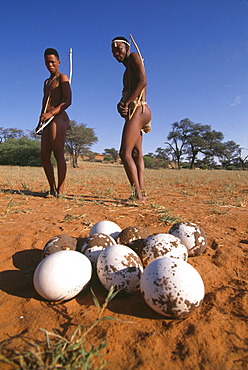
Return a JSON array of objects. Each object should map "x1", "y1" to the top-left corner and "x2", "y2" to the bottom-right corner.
[
  {"x1": 97, "y1": 244, "x2": 143, "y2": 296},
  {"x1": 140, "y1": 233, "x2": 188, "y2": 267},
  {"x1": 90, "y1": 220, "x2": 122, "y2": 240},
  {"x1": 169, "y1": 222, "x2": 207, "y2": 256},
  {"x1": 140, "y1": 257, "x2": 205, "y2": 318},
  {"x1": 81, "y1": 233, "x2": 116, "y2": 266},
  {"x1": 33, "y1": 250, "x2": 92, "y2": 301},
  {"x1": 42, "y1": 234, "x2": 77, "y2": 258},
  {"x1": 117, "y1": 226, "x2": 151, "y2": 257}
]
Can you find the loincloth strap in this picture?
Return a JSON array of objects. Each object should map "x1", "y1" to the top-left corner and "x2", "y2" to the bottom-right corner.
[{"x1": 122, "y1": 91, "x2": 152, "y2": 133}]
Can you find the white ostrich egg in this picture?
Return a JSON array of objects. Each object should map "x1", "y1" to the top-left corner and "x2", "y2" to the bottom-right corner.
[
  {"x1": 97, "y1": 244, "x2": 143, "y2": 295},
  {"x1": 169, "y1": 222, "x2": 207, "y2": 256},
  {"x1": 140, "y1": 257, "x2": 205, "y2": 318},
  {"x1": 82, "y1": 233, "x2": 116, "y2": 266},
  {"x1": 90, "y1": 220, "x2": 122, "y2": 240},
  {"x1": 33, "y1": 250, "x2": 92, "y2": 301},
  {"x1": 140, "y1": 233, "x2": 188, "y2": 267}
]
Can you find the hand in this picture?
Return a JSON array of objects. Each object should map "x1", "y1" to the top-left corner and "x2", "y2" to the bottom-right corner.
[
  {"x1": 40, "y1": 111, "x2": 54, "y2": 123},
  {"x1": 117, "y1": 101, "x2": 128, "y2": 118}
]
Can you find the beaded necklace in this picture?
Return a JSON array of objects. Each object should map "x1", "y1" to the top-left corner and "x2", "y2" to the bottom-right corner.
[{"x1": 45, "y1": 72, "x2": 60, "y2": 86}]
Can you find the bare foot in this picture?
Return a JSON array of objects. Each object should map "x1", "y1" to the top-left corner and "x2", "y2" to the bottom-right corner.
[
  {"x1": 136, "y1": 197, "x2": 146, "y2": 204},
  {"x1": 44, "y1": 190, "x2": 57, "y2": 198},
  {"x1": 120, "y1": 196, "x2": 146, "y2": 206}
]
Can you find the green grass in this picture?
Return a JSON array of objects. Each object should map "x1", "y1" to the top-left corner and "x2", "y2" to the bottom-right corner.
[{"x1": 158, "y1": 208, "x2": 182, "y2": 225}]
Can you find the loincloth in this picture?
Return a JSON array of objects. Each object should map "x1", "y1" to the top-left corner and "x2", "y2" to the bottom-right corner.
[{"x1": 122, "y1": 91, "x2": 152, "y2": 133}]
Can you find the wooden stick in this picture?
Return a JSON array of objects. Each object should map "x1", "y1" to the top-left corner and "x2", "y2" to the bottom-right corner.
[
  {"x1": 129, "y1": 34, "x2": 145, "y2": 120},
  {"x1": 69, "y1": 48, "x2": 73, "y2": 84},
  {"x1": 36, "y1": 115, "x2": 54, "y2": 134}
]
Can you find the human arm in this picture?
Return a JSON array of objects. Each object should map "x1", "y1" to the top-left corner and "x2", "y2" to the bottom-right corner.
[
  {"x1": 40, "y1": 74, "x2": 72, "y2": 122},
  {"x1": 119, "y1": 52, "x2": 147, "y2": 116}
]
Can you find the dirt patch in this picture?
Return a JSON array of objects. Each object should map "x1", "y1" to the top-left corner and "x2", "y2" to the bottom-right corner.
[{"x1": 0, "y1": 164, "x2": 247, "y2": 369}]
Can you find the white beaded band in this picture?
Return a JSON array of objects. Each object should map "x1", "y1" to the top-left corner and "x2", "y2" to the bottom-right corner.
[{"x1": 112, "y1": 39, "x2": 130, "y2": 47}]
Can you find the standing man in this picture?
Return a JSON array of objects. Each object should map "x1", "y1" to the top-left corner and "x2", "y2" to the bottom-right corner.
[
  {"x1": 36, "y1": 48, "x2": 72, "y2": 198},
  {"x1": 111, "y1": 36, "x2": 151, "y2": 203}
]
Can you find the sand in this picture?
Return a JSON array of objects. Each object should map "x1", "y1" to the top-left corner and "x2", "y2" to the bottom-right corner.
[{"x1": 0, "y1": 164, "x2": 247, "y2": 369}]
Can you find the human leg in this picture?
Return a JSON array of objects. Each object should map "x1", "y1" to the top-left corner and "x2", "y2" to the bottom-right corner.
[
  {"x1": 41, "y1": 127, "x2": 57, "y2": 196},
  {"x1": 132, "y1": 134, "x2": 145, "y2": 192},
  {"x1": 50, "y1": 112, "x2": 69, "y2": 195},
  {"x1": 120, "y1": 106, "x2": 150, "y2": 202}
]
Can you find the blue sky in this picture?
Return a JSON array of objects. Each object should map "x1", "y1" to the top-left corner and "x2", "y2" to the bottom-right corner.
[{"x1": 0, "y1": 0, "x2": 247, "y2": 157}]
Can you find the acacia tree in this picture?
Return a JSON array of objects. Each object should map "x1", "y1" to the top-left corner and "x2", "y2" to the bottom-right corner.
[
  {"x1": 236, "y1": 148, "x2": 248, "y2": 170},
  {"x1": 154, "y1": 147, "x2": 170, "y2": 167},
  {"x1": 65, "y1": 121, "x2": 98, "y2": 167},
  {"x1": 0, "y1": 127, "x2": 24, "y2": 143},
  {"x1": 216, "y1": 140, "x2": 241, "y2": 169},
  {"x1": 103, "y1": 148, "x2": 119, "y2": 162},
  {"x1": 184, "y1": 125, "x2": 224, "y2": 169},
  {"x1": 165, "y1": 119, "x2": 224, "y2": 169},
  {"x1": 164, "y1": 120, "x2": 188, "y2": 169}
]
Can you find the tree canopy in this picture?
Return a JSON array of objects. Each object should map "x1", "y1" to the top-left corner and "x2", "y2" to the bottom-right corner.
[
  {"x1": 0, "y1": 127, "x2": 24, "y2": 143},
  {"x1": 65, "y1": 120, "x2": 98, "y2": 167},
  {"x1": 103, "y1": 148, "x2": 119, "y2": 162},
  {"x1": 163, "y1": 118, "x2": 244, "y2": 169}
]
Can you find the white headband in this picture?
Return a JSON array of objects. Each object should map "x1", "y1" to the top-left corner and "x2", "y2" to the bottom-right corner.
[{"x1": 112, "y1": 39, "x2": 130, "y2": 47}]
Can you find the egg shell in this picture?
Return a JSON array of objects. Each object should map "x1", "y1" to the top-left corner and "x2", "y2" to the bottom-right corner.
[
  {"x1": 97, "y1": 244, "x2": 143, "y2": 296},
  {"x1": 90, "y1": 220, "x2": 122, "y2": 240},
  {"x1": 117, "y1": 226, "x2": 151, "y2": 256},
  {"x1": 42, "y1": 234, "x2": 77, "y2": 258},
  {"x1": 169, "y1": 222, "x2": 207, "y2": 256},
  {"x1": 81, "y1": 233, "x2": 116, "y2": 266},
  {"x1": 33, "y1": 250, "x2": 92, "y2": 301},
  {"x1": 140, "y1": 257, "x2": 205, "y2": 318},
  {"x1": 140, "y1": 233, "x2": 188, "y2": 267},
  {"x1": 76, "y1": 237, "x2": 89, "y2": 252}
]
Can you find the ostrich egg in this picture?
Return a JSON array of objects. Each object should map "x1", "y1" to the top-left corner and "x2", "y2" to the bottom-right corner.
[
  {"x1": 90, "y1": 220, "x2": 122, "y2": 240},
  {"x1": 169, "y1": 222, "x2": 207, "y2": 256},
  {"x1": 97, "y1": 244, "x2": 143, "y2": 295},
  {"x1": 42, "y1": 234, "x2": 77, "y2": 258},
  {"x1": 81, "y1": 233, "x2": 116, "y2": 266},
  {"x1": 140, "y1": 257, "x2": 205, "y2": 318},
  {"x1": 33, "y1": 250, "x2": 92, "y2": 301},
  {"x1": 140, "y1": 233, "x2": 188, "y2": 267}
]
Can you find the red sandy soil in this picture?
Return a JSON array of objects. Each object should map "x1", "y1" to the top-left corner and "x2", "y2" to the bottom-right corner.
[{"x1": 0, "y1": 164, "x2": 247, "y2": 369}]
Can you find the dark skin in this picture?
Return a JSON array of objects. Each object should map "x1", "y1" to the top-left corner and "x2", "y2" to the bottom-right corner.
[
  {"x1": 38, "y1": 53, "x2": 72, "y2": 197},
  {"x1": 112, "y1": 41, "x2": 151, "y2": 203}
]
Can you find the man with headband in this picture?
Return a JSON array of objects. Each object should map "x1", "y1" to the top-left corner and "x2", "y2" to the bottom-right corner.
[{"x1": 111, "y1": 36, "x2": 152, "y2": 203}]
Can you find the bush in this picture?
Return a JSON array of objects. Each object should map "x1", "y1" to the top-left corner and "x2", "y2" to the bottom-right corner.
[
  {"x1": 0, "y1": 137, "x2": 43, "y2": 166},
  {"x1": 143, "y1": 156, "x2": 168, "y2": 169}
]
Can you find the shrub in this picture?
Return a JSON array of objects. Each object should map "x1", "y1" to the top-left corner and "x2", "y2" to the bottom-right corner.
[{"x1": 0, "y1": 137, "x2": 55, "y2": 167}]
